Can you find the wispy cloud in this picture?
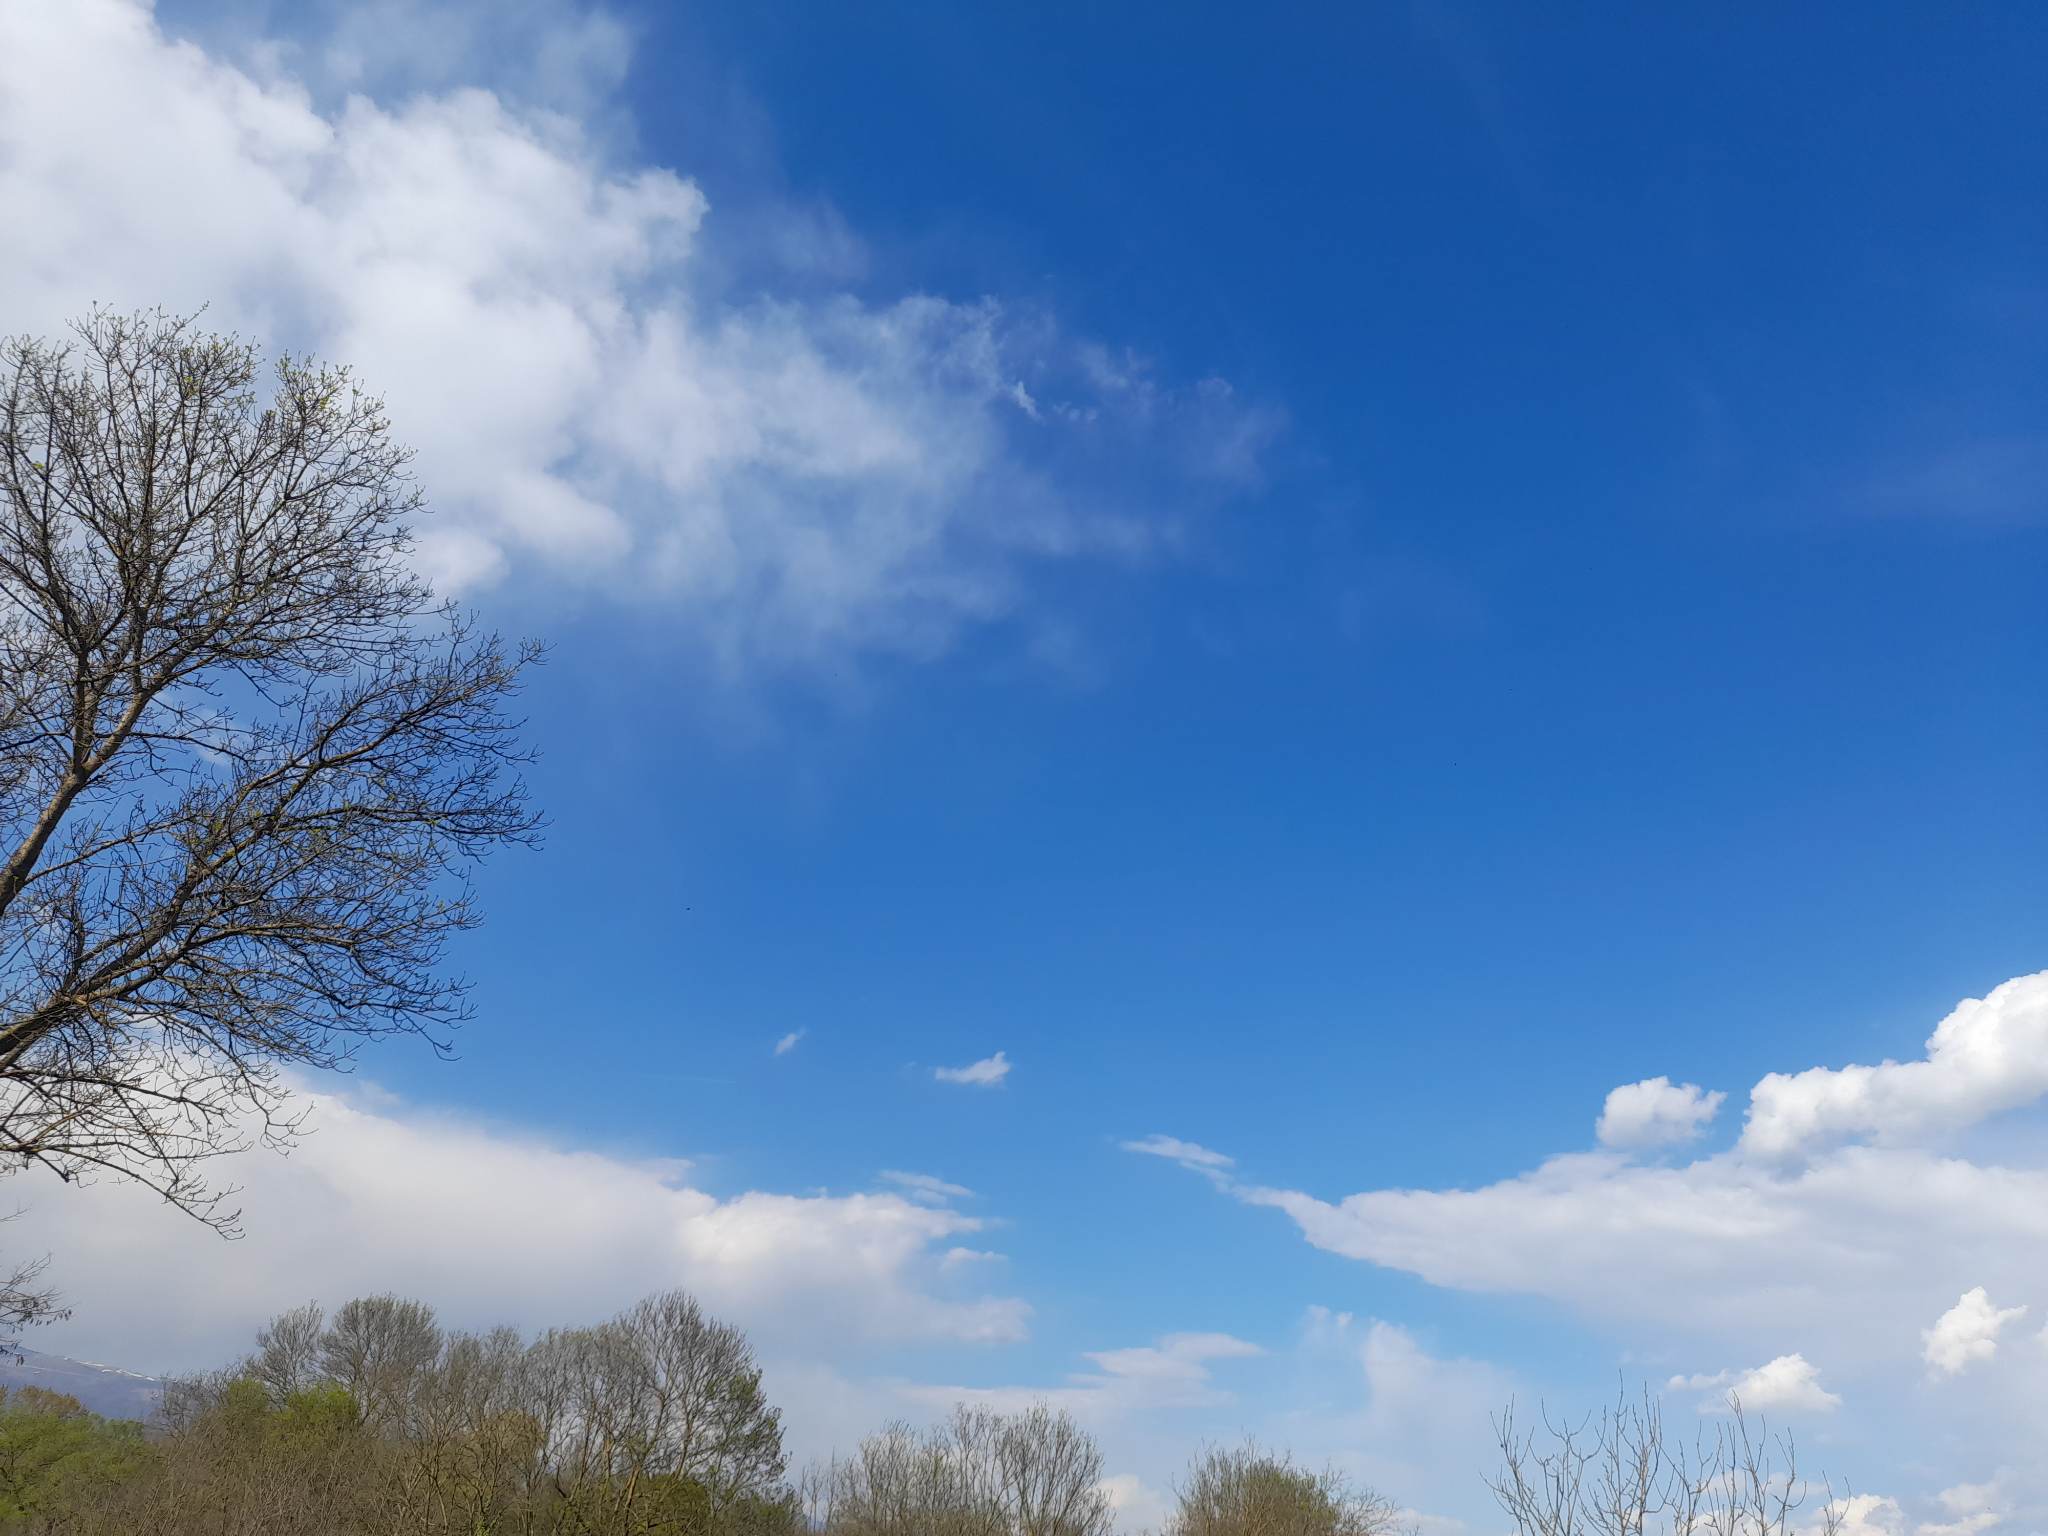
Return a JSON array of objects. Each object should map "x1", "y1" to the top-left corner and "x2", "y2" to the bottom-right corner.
[
  {"x1": 935, "y1": 1051, "x2": 1011, "y2": 1087},
  {"x1": 773, "y1": 1030, "x2": 806, "y2": 1057},
  {"x1": 0, "y1": 0, "x2": 1281, "y2": 679},
  {"x1": 881, "y1": 1170, "x2": 973, "y2": 1203},
  {"x1": 1121, "y1": 1134, "x2": 1235, "y2": 1177}
]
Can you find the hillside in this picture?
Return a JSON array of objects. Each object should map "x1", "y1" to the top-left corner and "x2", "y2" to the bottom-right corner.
[{"x1": 0, "y1": 1345, "x2": 161, "y2": 1422}]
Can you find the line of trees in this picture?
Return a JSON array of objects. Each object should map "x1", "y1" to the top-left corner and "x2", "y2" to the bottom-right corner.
[
  {"x1": 0, "y1": 1287, "x2": 1405, "y2": 1536},
  {"x1": 0, "y1": 1284, "x2": 1851, "y2": 1536}
]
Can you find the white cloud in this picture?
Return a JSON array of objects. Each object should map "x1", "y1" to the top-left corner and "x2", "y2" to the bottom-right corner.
[
  {"x1": 1597, "y1": 1076, "x2": 1725, "y2": 1149},
  {"x1": 904, "y1": 1330, "x2": 1264, "y2": 1421},
  {"x1": 11, "y1": 1075, "x2": 1029, "y2": 1376},
  {"x1": 1826, "y1": 1495, "x2": 1908, "y2": 1536},
  {"x1": 1121, "y1": 1134, "x2": 1235, "y2": 1173},
  {"x1": 881, "y1": 1170, "x2": 974, "y2": 1203},
  {"x1": 1923, "y1": 1288, "x2": 2027, "y2": 1378},
  {"x1": 1134, "y1": 1136, "x2": 2048, "y2": 1355},
  {"x1": 0, "y1": 0, "x2": 1278, "y2": 677},
  {"x1": 1917, "y1": 1480, "x2": 2008, "y2": 1536},
  {"x1": 1742, "y1": 973, "x2": 2048, "y2": 1161},
  {"x1": 939, "y1": 1247, "x2": 1004, "y2": 1269},
  {"x1": 1130, "y1": 972, "x2": 2048, "y2": 1519},
  {"x1": 1130, "y1": 975, "x2": 2048, "y2": 1361},
  {"x1": 1668, "y1": 1352, "x2": 1842, "y2": 1414},
  {"x1": 1290, "y1": 1308, "x2": 1518, "y2": 1519},
  {"x1": 935, "y1": 1051, "x2": 1011, "y2": 1087},
  {"x1": 774, "y1": 1030, "x2": 806, "y2": 1056},
  {"x1": 1098, "y1": 1474, "x2": 1172, "y2": 1536}
]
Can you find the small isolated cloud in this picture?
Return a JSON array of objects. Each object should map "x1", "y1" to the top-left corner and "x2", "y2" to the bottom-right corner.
[
  {"x1": 935, "y1": 1051, "x2": 1010, "y2": 1087},
  {"x1": 1668, "y1": 1352, "x2": 1842, "y2": 1414},
  {"x1": 881, "y1": 1170, "x2": 973, "y2": 1203},
  {"x1": 1121, "y1": 1134, "x2": 1235, "y2": 1175},
  {"x1": 1597, "y1": 1077, "x2": 1725, "y2": 1149},
  {"x1": 774, "y1": 1030, "x2": 806, "y2": 1056},
  {"x1": 1923, "y1": 1287, "x2": 2028, "y2": 1377}
]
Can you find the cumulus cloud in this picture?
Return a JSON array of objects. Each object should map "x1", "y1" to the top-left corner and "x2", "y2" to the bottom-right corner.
[
  {"x1": 935, "y1": 1051, "x2": 1011, "y2": 1087},
  {"x1": 1742, "y1": 973, "x2": 2048, "y2": 1161},
  {"x1": 1668, "y1": 1353, "x2": 1842, "y2": 1414},
  {"x1": 0, "y1": 0, "x2": 1279, "y2": 676},
  {"x1": 1597, "y1": 1077, "x2": 1725, "y2": 1149},
  {"x1": 774, "y1": 1030, "x2": 806, "y2": 1056},
  {"x1": 1129, "y1": 972, "x2": 2048, "y2": 1521},
  {"x1": 1131, "y1": 975, "x2": 2048, "y2": 1359},
  {"x1": 1923, "y1": 1288, "x2": 2028, "y2": 1378},
  {"x1": 11, "y1": 1075, "x2": 1029, "y2": 1376}
]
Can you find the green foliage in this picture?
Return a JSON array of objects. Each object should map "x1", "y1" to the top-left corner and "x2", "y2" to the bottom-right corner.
[{"x1": 0, "y1": 1385, "x2": 150, "y2": 1528}]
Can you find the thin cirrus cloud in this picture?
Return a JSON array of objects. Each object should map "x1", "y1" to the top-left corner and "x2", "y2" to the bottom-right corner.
[
  {"x1": 902, "y1": 1330, "x2": 1264, "y2": 1421},
  {"x1": 881, "y1": 1171, "x2": 975, "y2": 1203},
  {"x1": 1120, "y1": 1134, "x2": 1235, "y2": 1177},
  {"x1": 935, "y1": 1051, "x2": 1011, "y2": 1087},
  {"x1": 0, "y1": 0, "x2": 1282, "y2": 678},
  {"x1": 773, "y1": 1030, "x2": 806, "y2": 1056}
]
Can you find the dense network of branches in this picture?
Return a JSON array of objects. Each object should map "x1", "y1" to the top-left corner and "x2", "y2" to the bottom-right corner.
[
  {"x1": 1167, "y1": 1444, "x2": 1400, "y2": 1536},
  {"x1": 0, "y1": 310, "x2": 540, "y2": 1323},
  {"x1": 1489, "y1": 1389, "x2": 1843, "y2": 1536}
]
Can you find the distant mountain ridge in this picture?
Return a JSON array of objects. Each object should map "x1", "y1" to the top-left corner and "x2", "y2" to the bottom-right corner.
[{"x1": 0, "y1": 1345, "x2": 161, "y2": 1421}]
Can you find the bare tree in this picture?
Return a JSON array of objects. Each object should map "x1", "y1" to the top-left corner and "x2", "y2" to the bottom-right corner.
[
  {"x1": 1489, "y1": 1388, "x2": 1846, "y2": 1536},
  {"x1": 1168, "y1": 1442, "x2": 1400, "y2": 1536},
  {"x1": 820, "y1": 1403, "x2": 1112, "y2": 1536},
  {"x1": 250, "y1": 1300, "x2": 327, "y2": 1406},
  {"x1": 321, "y1": 1294, "x2": 445, "y2": 1433},
  {"x1": 0, "y1": 309, "x2": 540, "y2": 1323}
]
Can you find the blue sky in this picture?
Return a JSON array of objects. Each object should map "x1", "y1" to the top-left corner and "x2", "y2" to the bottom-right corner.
[{"x1": 3, "y1": 1, "x2": 2046, "y2": 1531}]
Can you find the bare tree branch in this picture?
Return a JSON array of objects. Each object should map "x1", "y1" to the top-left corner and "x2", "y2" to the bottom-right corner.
[{"x1": 0, "y1": 308, "x2": 541, "y2": 1329}]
